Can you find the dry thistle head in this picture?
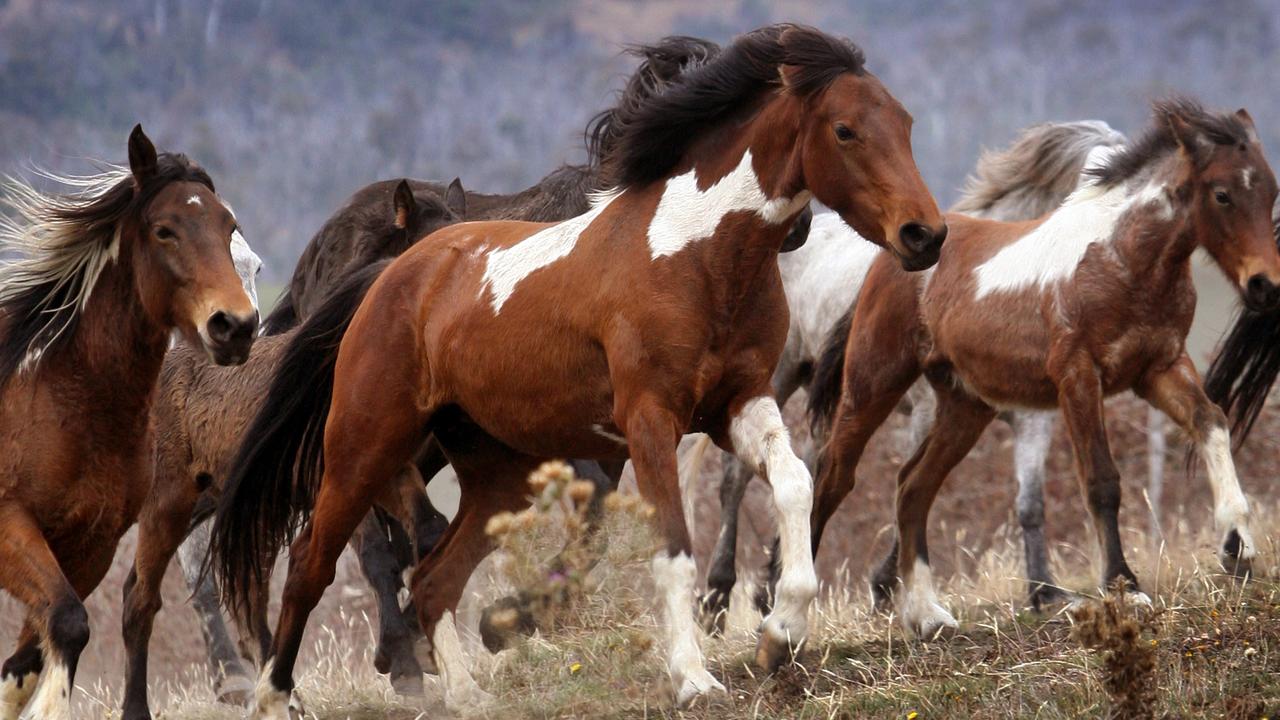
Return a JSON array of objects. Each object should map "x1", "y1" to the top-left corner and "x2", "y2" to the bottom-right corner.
[{"x1": 1069, "y1": 583, "x2": 1160, "y2": 720}]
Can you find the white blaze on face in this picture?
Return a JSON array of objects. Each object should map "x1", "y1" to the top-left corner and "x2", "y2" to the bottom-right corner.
[
  {"x1": 230, "y1": 229, "x2": 262, "y2": 312},
  {"x1": 648, "y1": 150, "x2": 810, "y2": 259},
  {"x1": 186, "y1": 194, "x2": 202, "y2": 206},
  {"x1": 973, "y1": 177, "x2": 1170, "y2": 299},
  {"x1": 1241, "y1": 167, "x2": 1255, "y2": 190}
]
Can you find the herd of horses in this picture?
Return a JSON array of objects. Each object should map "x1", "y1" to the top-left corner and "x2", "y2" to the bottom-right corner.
[{"x1": 0, "y1": 23, "x2": 1277, "y2": 720}]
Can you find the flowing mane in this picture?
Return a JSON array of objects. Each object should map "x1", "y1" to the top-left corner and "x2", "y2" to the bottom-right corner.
[
  {"x1": 1087, "y1": 97, "x2": 1251, "y2": 188},
  {"x1": 952, "y1": 120, "x2": 1127, "y2": 219},
  {"x1": 0, "y1": 154, "x2": 213, "y2": 387},
  {"x1": 602, "y1": 23, "x2": 866, "y2": 189}
]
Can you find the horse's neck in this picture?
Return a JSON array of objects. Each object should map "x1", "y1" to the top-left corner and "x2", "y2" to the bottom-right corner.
[
  {"x1": 1110, "y1": 180, "x2": 1197, "y2": 302},
  {"x1": 66, "y1": 250, "x2": 169, "y2": 410},
  {"x1": 646, "y1": 102, "x2": 808, "y2": 316}
]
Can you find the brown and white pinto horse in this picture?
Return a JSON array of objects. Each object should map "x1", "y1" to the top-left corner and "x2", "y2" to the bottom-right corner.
[
  {"x1": 808, "y1": 99, "x2": 1279, "y2": 639},
  {"x1": 211, "y1": 24, "x2": 945, "y2": 714},
  {"x1": 0, "y1": 127, "x2": 256, "y2": 720}
]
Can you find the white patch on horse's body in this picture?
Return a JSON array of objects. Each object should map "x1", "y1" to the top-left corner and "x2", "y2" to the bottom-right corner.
[
  {"x1": 647, "y1": 150, "x2": 810, "y2": 259},
  {"x1": 431, "y1": 611, "x2": 493, "y2": 710},
  {"x1": 1201, "y1": 425, "x2": 1256, "y2": 559},
  {"x1": 479, "y1": 194, "x2": 618, "y2": 313},
  {"x1": 777, "y1": 213, "x2": 880, "y2": 359},
  {"x1": 230, "y1": 229, "x2": 263, "y2": 312},
  {"x1": 973, "y1": 178, "x2": 1168, "y2": 299},
  {"x1": 18, "y1": 662, "x2": 68, "y2": 720},
  {"x1": 897, "y1": 557, "x2": 957, "y2": 639},
  {"x1": 651, "y1": 552, "x2": 724, "y2": 705},
  {"x1": 729, "y1": 397, "x2": 819, "y2": 655},
  {"x1": 185, "y1": 195, "x2": 202, "y2": 206},
  {"x1": 0, "y1": 671, "x2": 38, "y2": 720},
  {"x1": 591, "y1": 423, "x2": 628, "y2": 447}
]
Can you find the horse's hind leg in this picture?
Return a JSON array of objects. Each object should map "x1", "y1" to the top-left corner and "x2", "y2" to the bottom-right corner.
[
  {"x1": 698, "y1": 452, "x2": 752, "y2": 635},
  {"x1": 1138, "y1": 355, "x2": 1256, "y2": 577},
  {"x1": 1007, "y1": 411, "x2": 1065, "y2": 609},
  {"x1": 351, "y1": 510, "x2": 424, "y2": 696},
  {"x1": 411, "y1": 435, "x2": 540, "y2": 711},
  {"x1": 894, "y1": 378, "x2": 995, "y2": 638},
  {"x1": 259, "y1": 383, "x2": 429, "y2": 718},
  {"x1": 175, "y1": 520, "x2": 254, "y2": 703},
  {"x1": 0, "y1": 622, "x2": 41, "y2": 720}
]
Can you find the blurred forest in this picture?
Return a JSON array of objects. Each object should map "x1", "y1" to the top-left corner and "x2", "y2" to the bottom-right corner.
[{"x1": 2, "y1": 0, "x2": 1278, "y2": 281}]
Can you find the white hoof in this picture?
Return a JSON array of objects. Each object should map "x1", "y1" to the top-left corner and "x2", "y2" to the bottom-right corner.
[
  {"x1": 902, "y1": 602, "x2": 958, "y2": 640},
  {"x1": 1126, "y1": 591, "x2": 1153, "y2": 610},
  {"x1": 0, "y1": 672, "x2": 38, "y2": 720},
  {"x1": 673, "y1": 667, "x2": 726, "y2": 707},
  {"x1": 18, "y1": 664, "x2": 70, "y2": 720},
  {"x1": 252, "y1": 661, "x2": 301, "y2": 720}
]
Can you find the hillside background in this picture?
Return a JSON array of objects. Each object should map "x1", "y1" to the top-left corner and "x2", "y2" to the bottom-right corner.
[{"x1": 1, "y1": 0, "x2": 1279, "y2": 714}]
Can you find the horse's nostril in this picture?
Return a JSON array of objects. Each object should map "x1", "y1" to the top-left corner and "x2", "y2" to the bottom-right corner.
[
  {"x1": 899, "y1": 222, "x2": 931, "y2": 253},
  {"x1": 1246, "y1": 274, "x2": 1277, "y2": 304},
  {"x1": 206, "y1": 311, "x2": 234, "y2": 343}
]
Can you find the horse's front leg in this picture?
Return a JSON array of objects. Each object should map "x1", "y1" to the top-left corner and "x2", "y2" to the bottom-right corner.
[
  {"x1": 727, "y1": 396, "x2": 819, "y2": 671},
  {"x1": 1052, "y1": 355, "x2": 1141, "y2": 595},
  {"x1": 619, "y1": 395, "x2": 724, "y2": 706},
  {"x1": 1138, "y1": 355, "x2": 1255, "y2": 576}
]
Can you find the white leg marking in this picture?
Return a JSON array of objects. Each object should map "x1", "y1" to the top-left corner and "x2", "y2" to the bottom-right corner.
[
  {"x1": 896, "y1": 557, "x2": 957, "y2": 639},
  {"x1": 651, "y1": 552, "x2": 724, "y2": 706},
  {"x1": 730, "y1": 398, "x2": 819, "y2": 654},
  {"x1": 251, "y1": 659, "x2": 293, "y2": 720},
  {"x1": 17, "y1": 662, "x2": 68, "y2": 720},
  {"x1": 1202, "y1": 426, "x2": 1255, "y2": 560},
  {"x1": 0, "y1": 672, "x2": 38, "y2": 720},
  {"x1": 432, "y1": 611, "x2": 492, "y2": 711},
  {"x1": 1012, "y1": 411, "x2": 1054, "y2": 520}
]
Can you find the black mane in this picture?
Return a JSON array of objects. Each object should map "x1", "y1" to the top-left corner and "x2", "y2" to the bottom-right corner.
[
  {"x1": 1088, "y1": 97, "x2": 1251, "y2": 188},
  {"x1": 603, "y1": 24, "x2": 866, "y2": 189},
  {"x1": 0, "y1": 153, "x2": 212, "y2": 390}
]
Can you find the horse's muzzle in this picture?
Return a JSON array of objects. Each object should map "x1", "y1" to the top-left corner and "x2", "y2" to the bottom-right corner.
[
  {"x1": 204, "y1": 310, "x2": 258, "y2": 365},
  {"x1": 1244, "y1": 273, "x2": 1280, "y2": 313},
  {"x1": 898, "y1": 222, "x2": 947, "y2": 272}
]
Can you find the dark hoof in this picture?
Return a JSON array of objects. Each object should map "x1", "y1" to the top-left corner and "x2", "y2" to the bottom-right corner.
[
  {"x1": 870, "y1": 576, "x2": 897, "y2": 613},
  {"x1": 698, "y1": 590, "x2": 730, "y2": 637},
  {"x1": 1220, "y1": 530, "x2": 1254, "y2": 578},
  {"x1": 1028, "y1": 584, "x2": 1071, "y2": 613},
  {"x1": 478, "y1": 595, "x2": 537, "y2": 653}
]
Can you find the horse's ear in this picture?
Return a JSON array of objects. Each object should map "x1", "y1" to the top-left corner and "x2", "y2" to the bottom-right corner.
[
  {"x1": 393, "y1": 180, "x2": 416, "y2": 230},
  {"x1": 1167, "y1": 112, "x2": 1206, "y2": 160},
  {"x1": 445, "y1": 177, "x2": 467, "y2": 218},
  {"x1": 128, "y1": 124, "x2": 158, "y2": 187},
  {"x1": 1236, "y1": 108, "x2": 1261, "y2": 145}
]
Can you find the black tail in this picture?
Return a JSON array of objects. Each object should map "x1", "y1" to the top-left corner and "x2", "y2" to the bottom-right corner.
[
  {"x1": 1204, "y1": 305, "x2": 1280, "y2": 447},
  {"x1": 807, "y1": 304, "x2": 853, "y2": 436},
  {"x1": 260, "y1": 287, "x2": 299, "y2": 336},
  {"x1": 585, "y1": 36, "x2": 721, "y2": 176},
  {"x1": 206, "y1": 260, "x2": 391, "y2": 615}
]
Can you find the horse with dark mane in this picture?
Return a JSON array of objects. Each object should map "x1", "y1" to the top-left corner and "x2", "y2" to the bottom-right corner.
[
  {"x1": 122, "y1": 35, "x2": 735, "y2": 718},
  {"x1": 211, "y1": 24, "x2": 946, "y2": 715},
  {"x1": 808, "y1": 99, "x2": 1278, "y2": 639},
  {"x1": 700, "y1": 119, "x2": 1128, "y2": 632},
  {"x1": 0, "y1": 127, "x2": 257, "y2": 720}
]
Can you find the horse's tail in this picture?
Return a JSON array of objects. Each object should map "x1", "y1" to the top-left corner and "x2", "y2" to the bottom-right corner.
[
  {"x1": 1204, "y1": 308, "x2": 1280, "y2": 448},
  {"x1": 807, "y1": 304, "x2": 854, "y2": 436},
  {"x1": 207, "y1": 259, "x2": 391, "y2": 615},
  {"x1": 260, "y1": 287, "x2": 299, "y2": 336},
  {"x1": 951, "y1": 120, "x2": 1128, "y2": 221},
  {"x1": 585, "y1": 35, "x2": 721, "y2": 175}
]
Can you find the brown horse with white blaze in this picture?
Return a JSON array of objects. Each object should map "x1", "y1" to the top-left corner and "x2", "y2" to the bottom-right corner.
[
  {"x1": 0, "y1": 126, "x2": 256, "y2": 720},
  {"x1": 211, "y1": 24, "x2": 944, "y2": 714},
  {"x1": 809, "y1": 99, "x2": 1279, "y2": 639}
]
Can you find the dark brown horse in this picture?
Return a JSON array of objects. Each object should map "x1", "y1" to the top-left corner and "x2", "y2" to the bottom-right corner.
[
  {"x1": 808, "y1": 99, "x2": 1278, "y2": 639},
  {"x1": 118, "y1": 180, "x2": 462, "y2": 720},
  {"x1": 0, "y1": 127, "x2": 256, "y2": 720},
  {"x1": 211, "y1": 24, "x2": 946, "y2": 715}
]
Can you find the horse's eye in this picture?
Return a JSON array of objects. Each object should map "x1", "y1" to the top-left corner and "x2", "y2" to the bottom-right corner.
[
  {"x1": 155, "y1": 226, "x2": 176, "y2": 241},
  {"x1": 1214, "y1": 190, "x2": 1232, "y2": 206},
  {"x1": 834, "y1": 123, "x2": 856, "y2": 142}
]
